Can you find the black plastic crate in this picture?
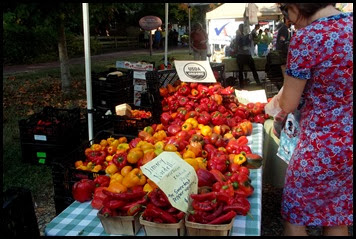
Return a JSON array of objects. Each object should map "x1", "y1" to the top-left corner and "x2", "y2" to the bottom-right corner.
[
  {"x1": 51, "y1": 130, "x2": 136, "y2": 215},
  {"x1": 111, "y1": 104, "x2": 154, "y2": 135},
  {"x1": 92, "y1": 70, "x2": 133, "y2": 91},
  {"x1": 20, "y1": 142, "x2": 70, "y2": 165},
  {"x1": 81, "y1": 107, "x2": 114, "y2": 139},
  {"x1": 19, "y1": 106, "x2": 81, "y2": 146},
  {"x1": 211, "y1": 63, "x2": 226, "y2": 87},
  {"x1": 92, "y1": 86, "x2": 134, "y2": 112},
  {"x1": 2, "y1": 187, "x2": 40, "y2": 238}
]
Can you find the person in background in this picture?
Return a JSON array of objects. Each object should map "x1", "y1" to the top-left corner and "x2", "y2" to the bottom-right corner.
[
  {"x1": 250, "y1": 23, "x2": 261, "y2": 56},
  {"x1": 273, "y1": 3, "x2": 353, "y2": 236},
  {"x1": 154, "y1": 27, "x2": 162, "y2": 50},
  {"x1": 161, "y1": 27, "x2": 166, "y2": 48},
  {"x1": 276, "y1": 17, "x2": 293, "y2": 64},
  {"x1": 235, "y1": 23, "x2": 261, "y2": 87},
  {"x1": 263, "y1": 28, "x2": 273, "y2": 46},
  {"x1": 190, "y1": 23, "x2": 208, "y2": 60},
  {"x1": 143, "y1": 30, "x2": 149, "y2": 49}
]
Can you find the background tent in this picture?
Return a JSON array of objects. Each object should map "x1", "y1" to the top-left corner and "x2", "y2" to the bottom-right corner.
[{"x1": 206, "y1": 3, "x2": 282, "y2": 61}]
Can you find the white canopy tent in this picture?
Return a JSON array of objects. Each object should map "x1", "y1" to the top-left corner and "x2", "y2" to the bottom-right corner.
[{"x1": 205, "y1": 3, "x2": 282, "y2": 61}]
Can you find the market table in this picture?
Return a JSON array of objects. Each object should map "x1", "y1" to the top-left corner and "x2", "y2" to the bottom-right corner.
[
  {"x1": 45, "y1": 123, "x2": 264, "y2": 236},
  {"x1": 221, "y1": 56, "x2": 267, "y2": 73}
]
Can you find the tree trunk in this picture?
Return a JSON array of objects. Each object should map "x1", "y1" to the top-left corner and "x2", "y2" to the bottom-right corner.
[{"x1": 58, "y1": 17, "x2": 71, "y2": 94}]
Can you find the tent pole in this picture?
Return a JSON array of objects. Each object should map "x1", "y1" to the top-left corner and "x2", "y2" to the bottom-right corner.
[
  {"x1": 164, "y1": 3, "x2": 168, "y2": 68},
  {"x1": 188, "y1": 5, "x2": 191, "y2": 55},
  {"x1": 82, "y1": 3, "x2": 94, "y2": 142}
]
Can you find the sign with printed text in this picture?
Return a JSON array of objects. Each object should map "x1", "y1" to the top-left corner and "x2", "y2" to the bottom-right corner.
[
  {"x1": 140, "y1": 152, "x2": 198, "y2": 213},
  {"x1": 174, "y1": 60, "x2": 217, "y2": 83},
  {"x1": 235, "y1": 89, "x2": 268, "y2": 104}
]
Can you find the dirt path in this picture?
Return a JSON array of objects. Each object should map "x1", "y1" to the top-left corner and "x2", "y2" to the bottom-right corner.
[{"x1": 3, "y1": 47, "x2": 190, "y2": 76}]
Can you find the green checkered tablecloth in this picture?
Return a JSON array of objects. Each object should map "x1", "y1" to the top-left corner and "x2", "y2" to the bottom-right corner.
[{"x1": 45, "y1": 123, "x2": 264, "y2": 236}]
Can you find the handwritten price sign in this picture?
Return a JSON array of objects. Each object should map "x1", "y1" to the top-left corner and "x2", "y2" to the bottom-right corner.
[{"x1": 140, "y1": 152, "x2": 198, "y2": 213}]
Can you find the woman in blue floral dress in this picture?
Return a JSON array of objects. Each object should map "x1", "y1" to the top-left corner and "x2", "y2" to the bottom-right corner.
[{"x1": 276, "y1": 3, "x2": 353, "y2": 236}]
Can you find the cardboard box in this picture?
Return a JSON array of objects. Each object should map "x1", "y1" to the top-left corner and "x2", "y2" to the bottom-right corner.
[{"x1": 115, "y1": 103, "x2": 132, "y2": 116}]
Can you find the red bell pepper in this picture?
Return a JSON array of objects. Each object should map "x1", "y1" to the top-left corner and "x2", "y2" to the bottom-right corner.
[
  {"x1": 112, "y1": 151, "x2": 128, "y2": 170},
  {"x1": 196, "y1": 168, "x2": 217, "y2": 187},
  {"x1": 87, "y1": 150, "x2": 106, "y2": 165},
  {"x1": 197, "y1": 111, "x2": 211, "y2": 125},
  {"x1": 160, "y1": 112, "x2": 172, "y2": 126},
  {"x1": 94, "y1": 175, "x2": 110, "y2": 188},
  {"x1": 207, "y1": 151, "x2": 229, "y2": 173},
  {"x1": 212, "y1": 181, "x2": 234, "y2": 197},
  {"x1": 178, "y1": 84, "x2": 191, "y2": 96},
  {"x1": 211, "y1": 111, "x2": 226, "y2": 126},
  {"x1": 72, "y1": 179, "x2": 96, "y2": 203}
]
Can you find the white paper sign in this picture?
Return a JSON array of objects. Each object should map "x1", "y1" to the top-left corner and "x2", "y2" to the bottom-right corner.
[
  {"x1": 235, "y1": 89, "x2": 268, "y2": 104},
  {"x1": 140, "y1": 152, "x2": 198, "y2": 213},
  {"x1": 174, "y1": 60, "x2": 217, "y2": 83},
  {"x1": 133, "y1": 71, "x2": 147, "y2": 80}
]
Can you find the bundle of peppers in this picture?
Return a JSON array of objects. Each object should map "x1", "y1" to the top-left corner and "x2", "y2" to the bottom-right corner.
[
  {"x1": 141, "y1": 188, "x2": 185, "y2": 223},
  {"x1": 97, "y1": 187, "x2": 148, "y2": 217},
  {"x1": 188, "y1": 190, "x2": 251, "y2": 224}
]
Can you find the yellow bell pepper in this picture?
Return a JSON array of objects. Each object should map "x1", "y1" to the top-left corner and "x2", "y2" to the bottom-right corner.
[
  {"x1": 196, "y1": 157, "x2": 207, "y2": 170},
  {"x1": 183, "y1": 149, "x2": 196, "y2": 159},
  {"x1": 106, "y1": 137, "x2": 115, "y2": 145},
  {"x1": 91, "y1": 164, "x2": 102, "y2": 172},
  {"x1": 117, "y1": 143, "x2": 129, "y2": 150},
  {"x1": 185, "y1": 118, "x2": 198, "y2": 128},
  {"x1": 100, "y1": 139, "x2": 108, "y2": 147},
  {"x1": 182, "y1": 122, "x2": 193, "y2": 131},
  {"x1": 200, "y1": 125, "x2": 212, "y2": 137},
  {"x1": 107, "y1": 180, "x2": 127, "y2": 193},
  {"x1": 106, "y1": 155, "x2": 113, "y2": 162},
  {"x1": 154, "y1": 141, "x2": 165, "y2": 150},
  {"x1": 110, "y1": 139, "x2": 120, "y2": 148},
  {"x1": 153, "y1": 130, "x2": 167, "y2": 141},
  {"x1": 184, "y1": 158, "x2": 199, "y2": 171},
  {"x1": 122, "y1": 168, "x2": 146, "y2": 188},
  {"x1": 143, "y1": 183, "x2": 153, "y2": 193},
  {"x1": 110, "y1": 173, "x2": 123, "y2": 183},
  {"x1": 120, "y1": 165, "x2": 133, "y2": 177},
  {"x1": 91, "y1": 143, "x2": 102, "y2": 151},
  {"x1": 105, "y1": 163, "x2": 118, "y2": 175},
  {"x1": 234, "y1": 153, "x2": 247, "y2": 165}
]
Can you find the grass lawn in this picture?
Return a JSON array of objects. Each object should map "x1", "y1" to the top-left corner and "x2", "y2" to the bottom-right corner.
[{"x1": 2, "y1": 50, "x2": 194, "y2": 198}]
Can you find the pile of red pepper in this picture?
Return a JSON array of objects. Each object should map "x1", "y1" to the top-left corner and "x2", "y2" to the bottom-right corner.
[
  {"x1": 188, "y1": 163, "x2": 253, "y2": 224},
  {"x1": 141, "y1": 188, "x2": 185, "y2": 223},
  {"x1": 97, "y1": 187, "x2": 148, "y2": 217}
]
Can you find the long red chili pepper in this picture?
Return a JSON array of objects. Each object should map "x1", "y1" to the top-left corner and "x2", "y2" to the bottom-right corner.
[
  {"x1": 208, "y1": 210, "x2": 237, "y2": 224},
  {"x1": 204, "y1": 203, "x2": 224, "y2": 221},
  {"x1": 223, "y1": 204, "x2": 250, "y2": 216},
  {"x1": 103, "y1": 198, "x2": 126, "y2": 210},
  {"x1": 190, "y1": 191, "x2": 217, "y2": 202},
  {"x1": 192, "y1": 199, "x2": 217, "y2": 211},
  {"x1": 121, "y1": 196, "x2": 148, "y2": 211},
  {"x1": 103, "y1": 190, "x2": 146, "y2": 201},
  {"x1": 144, "y1": 203, "x2": 178, "y2": 223}
]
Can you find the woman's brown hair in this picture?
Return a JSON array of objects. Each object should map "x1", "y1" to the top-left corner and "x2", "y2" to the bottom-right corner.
[{"x1": 279, "y1": 3, "x2": 336, "y2": 21}]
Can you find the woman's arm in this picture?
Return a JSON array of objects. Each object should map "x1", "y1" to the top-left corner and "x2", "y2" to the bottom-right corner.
[{"x1": 279, "y1": 66, "x2": 307, "y2": 113}]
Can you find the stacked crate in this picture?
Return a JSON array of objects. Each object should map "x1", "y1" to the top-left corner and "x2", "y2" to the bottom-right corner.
[
  {"x1": 51, "y1": 130, "x2": 135, "y2": 215},
  {"x1": 18, "y1": 106, "x2": 81, "y2": 165}
]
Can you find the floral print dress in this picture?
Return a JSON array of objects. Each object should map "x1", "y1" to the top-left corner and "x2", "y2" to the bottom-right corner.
[{"x1": 281, "y1": 12, "x2": 353, "y2": 226}]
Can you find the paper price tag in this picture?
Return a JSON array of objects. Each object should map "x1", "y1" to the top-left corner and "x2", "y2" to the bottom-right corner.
[
  {"x1": 140, "y1": 152, "x2": 198, "y2": 213},
  {"x1": 235, "y1": 89, "x2": 268, "y2": 104},
  {"x1": 174, "y1": 60, "x2": 216, "y2": 83}
]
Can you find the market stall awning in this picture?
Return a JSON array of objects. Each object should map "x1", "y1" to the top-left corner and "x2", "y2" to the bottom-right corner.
[{"x1": 206, "y1": 3, "x2": 282, "y2": 21}]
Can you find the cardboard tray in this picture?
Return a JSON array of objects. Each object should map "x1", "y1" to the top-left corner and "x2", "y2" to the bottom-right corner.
[
  {"x1": 97, "y1": 212, "x2": 142, "y2": 236},
  {"x1": 184, "y1": 214, "x2": 235, "y2": 236},
  {"x1": 139, "y1": 215, "x2": 185, "y2": 236}
]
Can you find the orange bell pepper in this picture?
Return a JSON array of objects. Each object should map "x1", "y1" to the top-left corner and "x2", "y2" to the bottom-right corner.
[
  {"x1": 106, "y1": 180, "x2": 127, "y2": 193},
  {"x1": 122, "y1": 168, "x2": 146, "y2": 188}
]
